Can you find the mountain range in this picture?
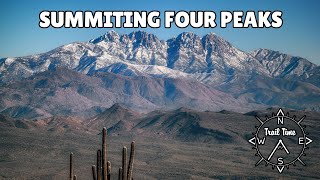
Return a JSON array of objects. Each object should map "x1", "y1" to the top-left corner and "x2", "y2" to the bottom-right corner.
[{"x1": 0, "y1": 30, "x2": 319, "y2": 119}]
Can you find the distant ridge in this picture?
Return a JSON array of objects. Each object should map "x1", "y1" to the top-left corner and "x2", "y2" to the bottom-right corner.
[{"x1": 0, "y1": 31, "x2": 319, "y2": 119}]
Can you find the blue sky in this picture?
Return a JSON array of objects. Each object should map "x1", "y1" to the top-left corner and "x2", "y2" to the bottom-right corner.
[{"x1": 0, "y1": 0, "x2": 319, "y2": 64}]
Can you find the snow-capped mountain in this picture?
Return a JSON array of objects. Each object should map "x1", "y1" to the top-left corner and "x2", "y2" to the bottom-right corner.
[
  {"x1": 251, "y1": 48, "x2": 317, "y2": 78},
  {"x1": 90, "y1": 30, "x2": 168, "y2": 66},
  {"x1": 0, "y1": 31, "x2": 319, "y2": 119},
  {"x1": 1, "y1": 30, "x2": 317, "y2": 84}
]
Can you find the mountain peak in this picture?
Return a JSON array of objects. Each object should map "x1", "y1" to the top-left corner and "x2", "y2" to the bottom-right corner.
[
  {"x1": 128, "y1": 30, "x2": 158, "y2": 40},
  {"x1": 106, "y1": 30, "x2": 118, "y2": 35},
  {"x1": 207, "y1": 32, "x2": 217, "y2": 36},
  {"x1": 252, "y1": 48, "x2": 301, "y2": 62},
  {"x1": 87, "y1": 103, "x2": 140, "y2": 130},
  {"x1": 176, "y1": 32, "x2": 200, "y2": 41},
  {"x1": 202, "y1": 32, "x2": 232, "y2": 49},
  {"x1": 127, "y1": 30, "x2": 162, "y2": 49},
  {"x1": 102, "y1": 103, "x2": 139, "y2": 116},
  {"x1": 252, "y1": 48, "x2": 317, "y2": 78},
  {"x1": 89, "y1": 30, "x2": 120, "y2": 44},
  {"x1": 105, "y1": 30, "x2": 119, "y2": 38},
  {"x1": 252, "y1": 48, "x2": 279, "y2": 57},
  {"x1": 108, "y1": 103, "x2": 127, "y2": 111},
  {"x1": 168, "y1": 32, "x2": 202, "y2": 50},
  {"x1": 129, "y1": 30, "x2": 148, "y2": 36}
]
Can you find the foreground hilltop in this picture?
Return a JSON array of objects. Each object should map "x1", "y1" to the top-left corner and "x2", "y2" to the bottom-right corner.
[{"x1": 0, "y1": 107, "x2": 319, "y2": 179}]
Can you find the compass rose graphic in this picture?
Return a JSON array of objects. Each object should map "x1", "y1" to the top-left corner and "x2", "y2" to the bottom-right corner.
[{"x1": 248, "y1": 108, "x2": 313, "y2": 173}]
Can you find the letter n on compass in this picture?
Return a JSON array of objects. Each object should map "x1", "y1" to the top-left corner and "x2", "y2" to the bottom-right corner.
[{"x1": 277, "y1": 108, "x2": 285, "y2": 125}]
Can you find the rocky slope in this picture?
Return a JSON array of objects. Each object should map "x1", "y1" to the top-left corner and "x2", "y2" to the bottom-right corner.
[{"x1": 0, "y1": 67, "x2": 259, "y2": 119}]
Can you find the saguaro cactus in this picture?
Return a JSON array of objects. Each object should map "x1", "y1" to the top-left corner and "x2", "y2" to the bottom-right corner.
[
  {"x1": 122, "y1": 147, "x2": 128, "y2": 180},
  {"x1": 97, "y1": 149, "x2": 102, "y2": 180},
  {"x1": 107, "y1": 161, "x2": 111, "y2": 180},
  {"x1": 70, "y1": 152, "x2": 74, "y2": 180},
  {"x1": 102, "y1": 127, "x2": 107, "y2": 180},
  {"x1": 127, "y1": 141, "x2": 135, "y2": 180},
  {"x1": 92, "y1": 165, "x2": 97, "y2": 180},
  {"x1": 90, "y1": 128, "x2": 136, "y2": 180},
  {"x1": 118, "y1": 167, "x2": 123, "y2": 180}
]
